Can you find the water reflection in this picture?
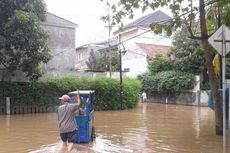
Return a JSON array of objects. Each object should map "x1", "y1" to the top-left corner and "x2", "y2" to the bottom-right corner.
[{"x1": 0, "y1": 103, "x2": 229, "y2": 153}]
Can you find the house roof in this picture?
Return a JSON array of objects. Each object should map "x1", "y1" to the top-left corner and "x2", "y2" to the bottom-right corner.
[
  {"x1": 76, "y1": 37, "x2": 118, "y2": 51},
  {"x1": 126, "y1": 10, "x2": 171, "y2": 28},
  {"x1": 114, "y1": 10, "x2": 171, "y2": 34},
  {"x1": 42, "y1": 12, "x2": 78, "y2": 28},
  {"x1": 136, "y1": 43, "x2": 171, "y2": 59}
]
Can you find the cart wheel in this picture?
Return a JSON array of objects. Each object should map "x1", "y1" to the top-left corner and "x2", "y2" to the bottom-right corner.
[{"x1": 91, "y1": 126, "x2": 96, "y2": 141}]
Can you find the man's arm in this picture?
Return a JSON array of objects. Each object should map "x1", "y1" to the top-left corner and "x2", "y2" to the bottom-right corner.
[
  {"x1": 70, "y1": 90, "x2": 81, "y2": 112},
  {"x1": 76, "y1": 90, "x2": 81, "y2": 106}
]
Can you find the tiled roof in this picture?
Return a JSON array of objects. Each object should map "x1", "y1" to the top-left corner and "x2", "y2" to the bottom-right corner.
[
  {"x1": 124, "y1": 10, "x2": 172, "y2": 29},
  {"x1": 136, "y1": 43, "x2": 171, "y2": 59}
]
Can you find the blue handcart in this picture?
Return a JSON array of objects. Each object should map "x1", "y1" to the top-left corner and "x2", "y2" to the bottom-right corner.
[{"x1": 68, "y1": 90, "x2": 95, "y2": 143}]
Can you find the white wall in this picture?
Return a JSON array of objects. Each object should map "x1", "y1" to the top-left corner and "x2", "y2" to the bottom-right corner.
[{"x1": 122, "y1": 52, "x2": 147, "y2": 78}]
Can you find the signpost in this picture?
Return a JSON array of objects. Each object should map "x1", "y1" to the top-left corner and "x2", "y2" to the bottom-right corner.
[{"x1": 208, "y1": 25, "x2": 230, "y2": 147}]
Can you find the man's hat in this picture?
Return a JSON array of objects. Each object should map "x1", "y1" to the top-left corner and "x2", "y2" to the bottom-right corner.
[{"x1": 58, "y1": 95, "x2": 70, "y2": 102}]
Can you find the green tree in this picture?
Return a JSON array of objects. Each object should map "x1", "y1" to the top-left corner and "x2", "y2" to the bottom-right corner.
[
  {"x1": 148, "y1": 54, "x2": 174, "y2": 75},
  {"x1": 95, "y1": 53, "x2": 108, "y2": 71},
  {"x1": 142, "y1": 70, "x2": 195, "y2": 95},
  {"x1": 0, "y1": 0, "x2": 52, "y2": 81},
  {"x1": 169, "y1": 25, "x2": 205, "y2": 74},
  {"x1": 93, "y1": 51, "x2": 120, "y2": 71},
  {"x1": 103, "y1": 0, "x2": 230, "y2": 135},
  {"x1": 111, "y1": 51, "x2": 120, "y2": 71}
]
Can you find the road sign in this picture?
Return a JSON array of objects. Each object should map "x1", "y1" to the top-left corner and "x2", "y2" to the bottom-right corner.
[{"x1": 208, "y1": 25, "x2": 230, "y2": 56}]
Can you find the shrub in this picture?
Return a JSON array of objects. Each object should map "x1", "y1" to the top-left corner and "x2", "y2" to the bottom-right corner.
[
  {"x1": 90, "y1": 77, "x2": 141, "y2": 110},
  {"x1": 142, "y1": 71, "x2": 196, "y2": 95},
  {"x1": 123, "y1": 78, "x2": 141, "y2": 108},
  {"x1": 92, "y1": 77, "x2": 120, "y2": 110},
  {"x1": 148, "y1": 54, "x2": 174, "y2": 75}
]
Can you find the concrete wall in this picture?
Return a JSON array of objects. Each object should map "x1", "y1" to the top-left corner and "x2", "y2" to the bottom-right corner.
[
  {"x1": 148, "y1": 92, "x2": 197, "y2": 105},
  {"x1": 41, "y1": 13, "x2": 77, "y2": 77},
  {"x1": 74, "y1": 71, "x2": 128, "y2": 78},
  {"x1": 147, "y1": 91, "x2": 209, "y2": 106},
  {"x1": 199, "y1": 91, "x2": 209, "y2": 106}
]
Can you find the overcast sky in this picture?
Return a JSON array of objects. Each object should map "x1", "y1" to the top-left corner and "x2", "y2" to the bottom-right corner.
[{"x1": 44, "y1": 0, "x2": 179, "y2": 47}]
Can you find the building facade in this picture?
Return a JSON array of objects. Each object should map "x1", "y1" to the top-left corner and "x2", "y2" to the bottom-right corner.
[{"x1": 114, "y1": 10, "x2": 173, "y2": 78}]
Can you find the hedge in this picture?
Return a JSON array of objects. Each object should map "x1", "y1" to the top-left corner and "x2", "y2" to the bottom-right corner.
[
  {"x1": 142, "y1": 71, "x2": 196, "y2": 95},
  {"x1": 0, "y1": 77, "x2": 141, "y2": 111}
]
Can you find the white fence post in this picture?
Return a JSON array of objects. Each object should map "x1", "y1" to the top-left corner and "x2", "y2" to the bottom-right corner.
[{"x1": 6, "y1": 97, "x2": 10, "y2": 115}]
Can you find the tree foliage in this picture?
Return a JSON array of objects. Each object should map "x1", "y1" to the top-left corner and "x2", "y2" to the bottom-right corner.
[
  {"x1": 87, "y1": 49, "x2": 120, "y2": 71},
  {"x1": 101, "y1": 0, "x2": 230, "y2": 38},
  {"x1": 148, "y1": 54, "x2": 174, "y2": 75},
  {"x1": 86, "y1": 50, "x2": 97, "y2": 70},
  {"x1": 96, "y1": 51, "x2": 120, "y2": 71},
  {"x1": 142, "y1": 70, "x2": 196, "y2": 95},
  {"x1": 169, "y1": 25, "x2": 205, "y2": 74},
  {"x1": 140, "y1": 54, "x2": 196, "y2": 95},
  {"x1": 0, "y1": 0, "x2": 52, "y2": 81}
]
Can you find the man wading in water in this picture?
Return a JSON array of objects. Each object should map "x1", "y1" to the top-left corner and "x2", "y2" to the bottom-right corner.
[{"x1": 57, "y1": 90, "x2": 81, "y2": 152}]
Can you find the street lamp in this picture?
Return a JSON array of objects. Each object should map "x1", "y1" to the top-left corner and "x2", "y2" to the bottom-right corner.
[{"x1": 118, "y1": 34, "x2": 124, "y2": 110}]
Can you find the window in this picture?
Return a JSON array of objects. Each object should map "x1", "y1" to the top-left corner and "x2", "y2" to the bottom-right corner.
[{"x1": 78, "y1": 53, "x2": 83, "y2": 61}]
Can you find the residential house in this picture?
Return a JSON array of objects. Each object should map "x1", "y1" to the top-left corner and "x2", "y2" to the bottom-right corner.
[
  {"x1": 75, "y1": 38, "x2": 118, "y2": 71},
  {"x1": 74, "y1": 38, "x2": 128, "y2": 78},
  {"x1": 75, "y1": 44, "x2": 104, "y2": 71},
  {"x1": 113, "y1": 10, "x2": 172, "y2": 78}
]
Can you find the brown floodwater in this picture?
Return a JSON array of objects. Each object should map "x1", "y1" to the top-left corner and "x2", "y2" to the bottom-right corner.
[{"x1": 0, "y1": 103, "x2": 229, "y2": 153}]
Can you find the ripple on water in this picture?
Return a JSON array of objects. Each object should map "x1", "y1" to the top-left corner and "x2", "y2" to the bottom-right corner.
[{"x1": 29, "y1": 135, "x2": 134, "y2": 153}]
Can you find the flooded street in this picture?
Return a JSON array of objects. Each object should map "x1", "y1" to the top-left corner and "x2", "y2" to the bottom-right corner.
[{"x1": 0, "y1": 103, "x2": 229, "y2": 153}]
